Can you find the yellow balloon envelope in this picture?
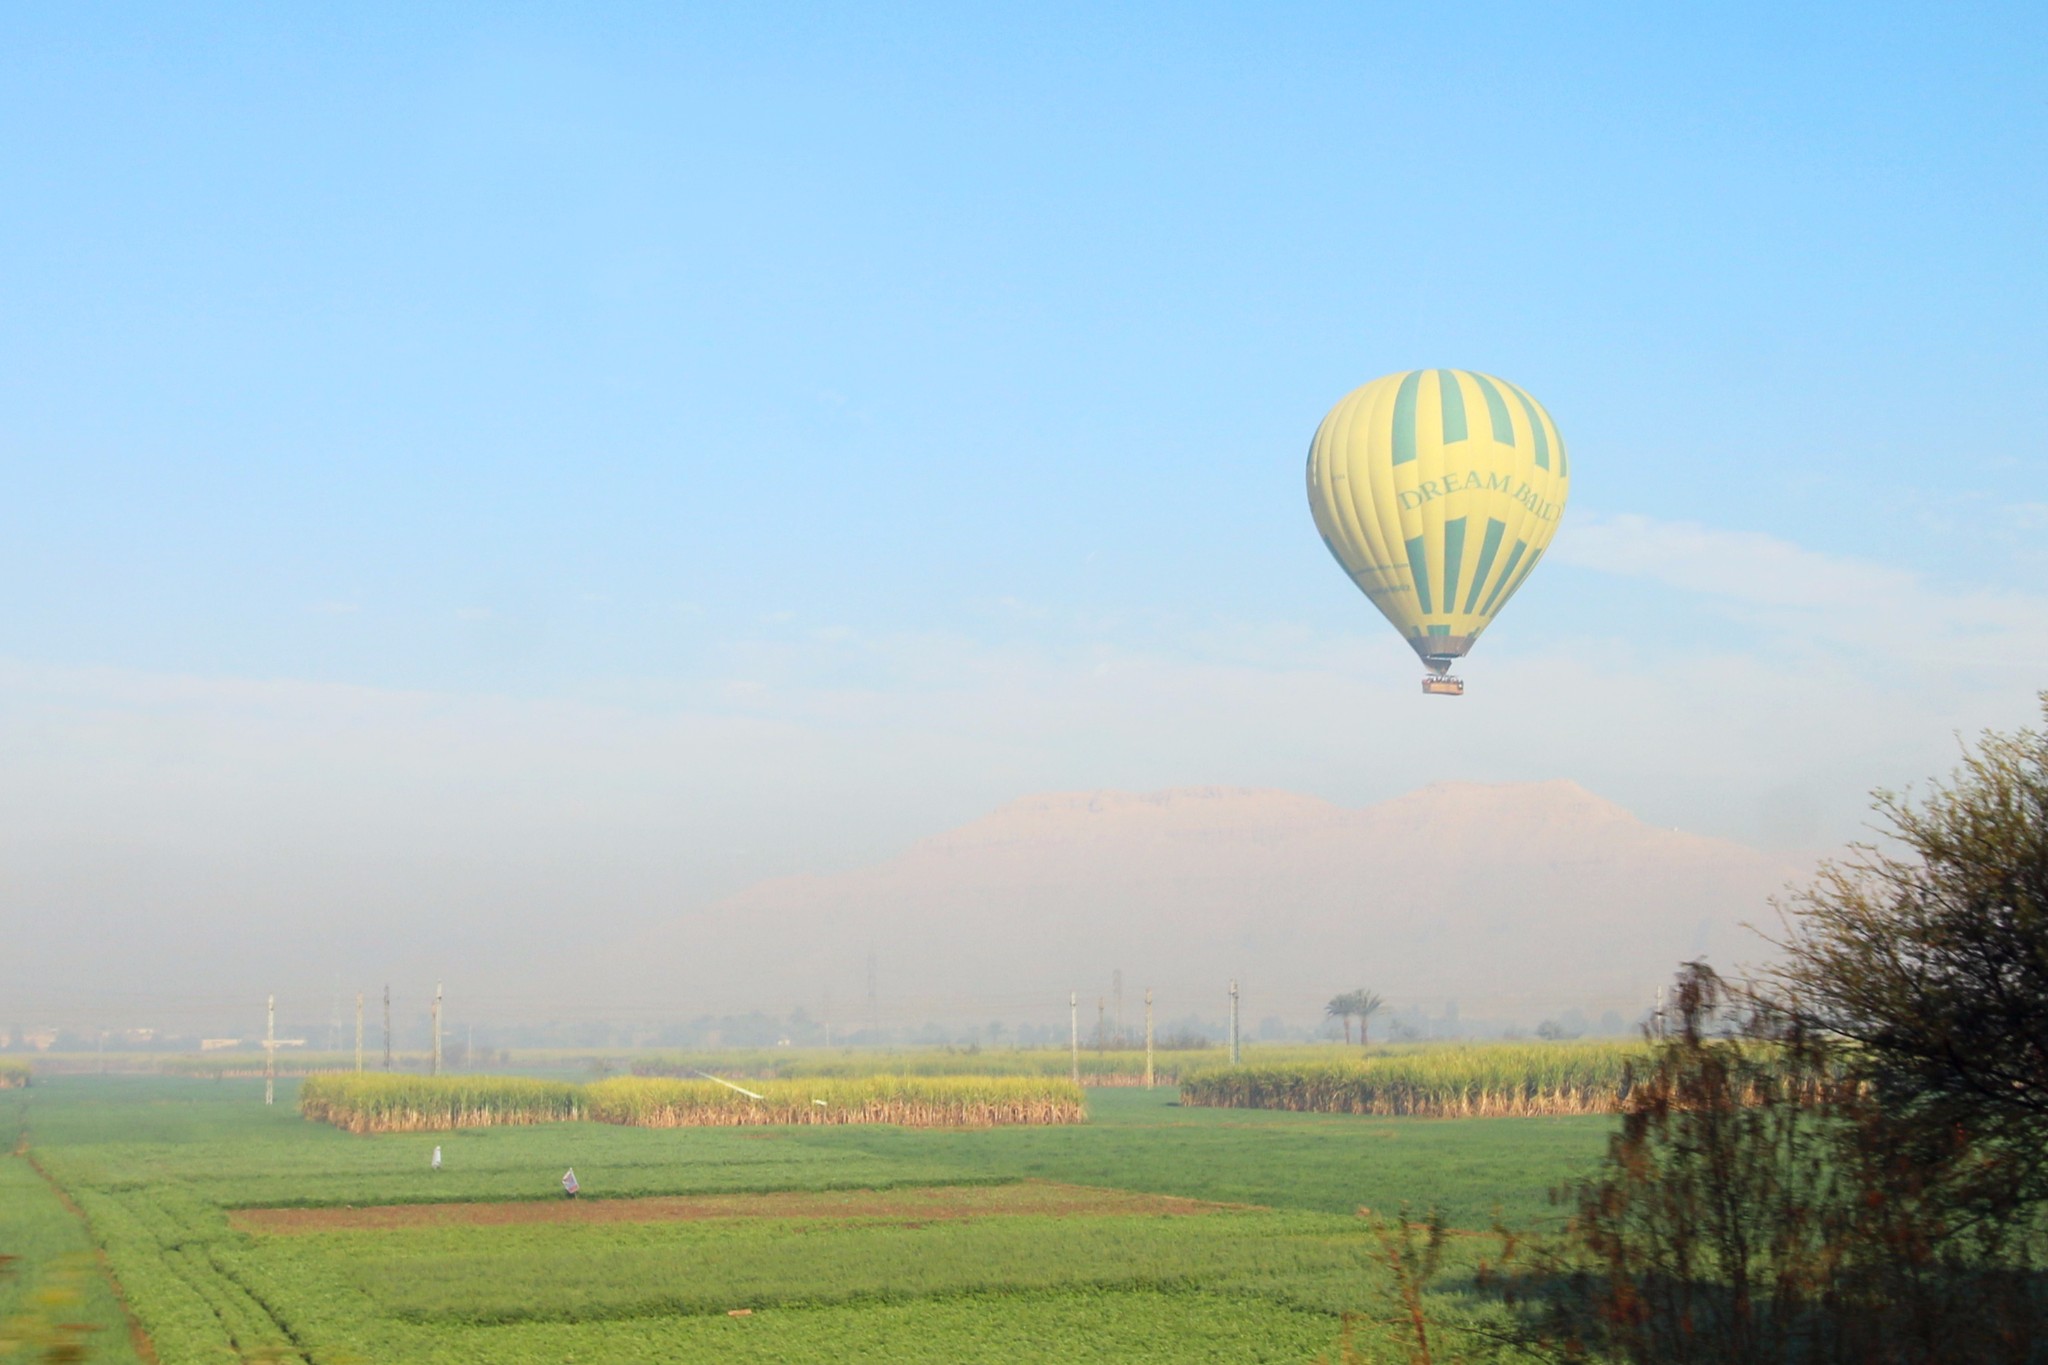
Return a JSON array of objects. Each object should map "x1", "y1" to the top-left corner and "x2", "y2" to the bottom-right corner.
[{"x1": 1306, "y1": 370, "x2": 1568, "y2": 685}]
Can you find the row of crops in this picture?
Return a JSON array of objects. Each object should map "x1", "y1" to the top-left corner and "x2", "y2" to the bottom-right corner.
[
  {"x1": 589, "y1": 1075, "x2": 1085, "y2": 1126},
  {"x1": 1179, "y1": 1041, "x2": 1646, "y2": 1117},
  {"x1": 300, "y1": 1072, "x2": 1087, "y2": 1132},
  {"x1": 299, "y1": 1075, "x2": 586, "y2": 1132}
]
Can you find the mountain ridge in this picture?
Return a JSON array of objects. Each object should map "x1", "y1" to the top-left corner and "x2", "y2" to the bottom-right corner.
[{"x1": 620, "y1": 780, "x2": 1812, "y2": 1023}]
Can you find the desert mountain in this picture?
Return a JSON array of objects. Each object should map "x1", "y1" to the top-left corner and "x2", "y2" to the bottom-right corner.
[{"x1": 622, "y1": 782, "x2": 1811, "y2": 1027}]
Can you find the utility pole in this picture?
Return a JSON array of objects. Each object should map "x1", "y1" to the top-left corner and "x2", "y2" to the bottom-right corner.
[
  {"x1": 382, "y1": 985, "x2": 392, "y2": 1071},
  {"x1": 264, "y1": 993, "x2": 276, "y2": 1106},
  {"x1": 466, "y1": 1021, "x2": 473, "y2": 1070},
  {"x1": 1069, "y1": 991, "x2": 1080, "y2": 1086},
  {"x1": 355, "y1": 992, "x2": 364, "y2": 1073},
  {"x1": 1112, "y1": 969, "x2": 1123, "y2": 1047},
  {"x1": 823, "y1": 988, "x2": 833, "y2": 1049},
  {"x1": 1144, "y1": 988, "x2": 1155, "y2": 1089},
  {"x1": 1228, "y1": 979, "x2": 1241, "y2": 1066},
  {"x1": 1096, "y1": 997, "x2": 1106, "y2": 1055},
  {"x1": 431, "y1": 982, "x2": 443, "y2": 1077}
]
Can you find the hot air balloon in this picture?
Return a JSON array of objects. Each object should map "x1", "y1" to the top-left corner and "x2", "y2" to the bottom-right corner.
[{"x1": 1306, "y1": 369, "x2": 1568, "y2": 695}]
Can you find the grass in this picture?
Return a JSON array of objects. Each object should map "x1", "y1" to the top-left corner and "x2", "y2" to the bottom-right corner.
[
  {"x1": 0, "y1": 1153, "x2": 143, "y2": 1363},
  {"x1": 18, "y1": 1072, "x2": 1616, "y2": 1362}
]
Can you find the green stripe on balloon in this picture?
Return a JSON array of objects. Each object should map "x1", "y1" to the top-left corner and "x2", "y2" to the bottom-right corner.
[
  {"x1": 1436, "y1": 370, "x2": 1468, "y2": 444},
  {"x1": 1494, "y1": 546, "x2": 1545, "y2": 612},
  {"x1": 1464, "y1": 518, "x2": 1506, "y2": 613},
  {"x1": 1441, "y1": 517, "x2": 1467, "y2": 613},
  {"x1": 1504, "y1": 381, "x2": 1550, "y2": 471},
  {"x1": 1469, "y1": 373, "x2": 1516, "y2": 445},
  {"x1": 1392, "y1": 371, "x2": 1423, "y2": 465},
  {"x1": 1480, "y1": 539, "x2": 1528, "y2": 615},
  {"x1": 1405, "y1": 535, "x2": 1434, "y2": 614}
]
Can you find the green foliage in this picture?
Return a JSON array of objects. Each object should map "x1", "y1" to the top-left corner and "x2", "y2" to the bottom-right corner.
[
  {"x1": 1522, "y1": 964, "x2": 2048, "y2": 1365},
  {"x1": 1182, "y1": 1041, "x2": 1645, "y2": 1117},
  {"x1": 0, "y1": 1061, "x2": 28, "y2": 1091},
  {"x1": 1775, "y1": 696, "x2": 2048, "y2": 1210}
]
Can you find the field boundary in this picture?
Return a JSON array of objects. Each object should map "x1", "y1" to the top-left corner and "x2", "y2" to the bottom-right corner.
[{"x1": 230, "y1": 1180, "x2": 1245, "y2": 1233}]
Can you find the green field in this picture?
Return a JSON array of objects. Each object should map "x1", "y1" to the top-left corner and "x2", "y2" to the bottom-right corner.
[
  {"x1": 0, "y1": 1152, "x2": 143, "y2": 1363},
  {"x1": 6, "y1": 1074, "x2": 1614, "y2": 1363}
]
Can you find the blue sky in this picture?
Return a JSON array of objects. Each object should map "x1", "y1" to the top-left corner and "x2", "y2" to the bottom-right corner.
[{"x1": 4, "y1": 4, "x2": 2045, "y2": 1019}]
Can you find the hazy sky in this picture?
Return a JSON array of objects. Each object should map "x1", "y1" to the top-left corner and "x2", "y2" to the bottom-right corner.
[{"x1": 4, "y1": 4, "x2": 2045, "y2": 1026}]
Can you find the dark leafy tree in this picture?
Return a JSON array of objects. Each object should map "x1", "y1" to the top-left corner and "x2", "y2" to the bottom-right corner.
[
  {"x1": 1511, "y1": 963, "x2": 2046, "y2": 1365},
  {"x1": 1773, "y1": 695, "x2": 2048, "y2": 1212}
]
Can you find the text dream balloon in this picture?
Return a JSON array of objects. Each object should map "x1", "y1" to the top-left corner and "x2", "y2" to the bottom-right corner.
[{"x1": 1306, "y1": 369, "x2": 1569, "y2": 691}]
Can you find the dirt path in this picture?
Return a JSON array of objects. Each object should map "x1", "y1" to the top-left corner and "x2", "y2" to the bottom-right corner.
[{"x1": 233, "y1": 1180, "x2": 1241, "y2": 1233}]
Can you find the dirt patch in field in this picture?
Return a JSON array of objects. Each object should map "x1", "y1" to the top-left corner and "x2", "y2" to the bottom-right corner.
[{"x1": 232, "y1": 1181, "x2": 1240, "y2": 1234}]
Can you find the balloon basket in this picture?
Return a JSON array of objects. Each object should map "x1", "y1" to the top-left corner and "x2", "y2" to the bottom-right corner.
[{"x1": 1420, "y1": 676, "x2": 1465, "y2": 697}]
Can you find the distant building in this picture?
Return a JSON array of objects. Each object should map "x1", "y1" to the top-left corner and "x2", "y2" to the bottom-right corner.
[{"x1": 199, "y1": 1038, "x2": 243, "y2": 1051}]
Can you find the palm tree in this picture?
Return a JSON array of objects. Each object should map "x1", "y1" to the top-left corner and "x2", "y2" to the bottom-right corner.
[
  {"x1": 1326, "y1": 990, "x2": 1387, "y2": 1046},
  {"x1": 1324, "y1": 993, "x2": 1357, "y2": 1044},
  {"x1": 1352, "y1": 991, "x2": 1385, "y2": 1048}
]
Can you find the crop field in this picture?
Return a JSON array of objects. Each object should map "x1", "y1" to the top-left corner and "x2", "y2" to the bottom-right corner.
[
  {"x1": 7, "y1": 1067, "x2": 1617, "y2": 1362},
  {"x1": 298, "y1": 1074, "x2": 1085, "y2": 1132},
  {"x1": 586, "y1": 1075, "x2": 1085, "y2": 1127},
  {"x1": 301, "y1": 1075, "x2": 586, "y2": 1132},
  {"x1": 1181, "y1": 1040, "x2": 1645, "y2": 1117},
  {"x1": 631, "y1": 1046, "x2": 1206, "y2": 1085},
  {"x1": 0, "y1": 1152, "x2": 143, "y2": 1362}
]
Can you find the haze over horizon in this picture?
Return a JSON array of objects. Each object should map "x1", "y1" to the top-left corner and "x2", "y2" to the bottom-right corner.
[{"x1": 4, "y1": 4, "x2": 2045, "y2": 1031}]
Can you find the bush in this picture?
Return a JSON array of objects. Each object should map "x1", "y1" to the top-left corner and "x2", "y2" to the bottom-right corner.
[
  {"x1": 1775, "y1": 696, "x2": 2048, "y2": 1213},
  {"x1": 1517, "y1": 964, "x2": 2047, "y2": 1364}
]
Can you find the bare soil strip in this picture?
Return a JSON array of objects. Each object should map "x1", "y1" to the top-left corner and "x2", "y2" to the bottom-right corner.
[{"x1": 233, "y1": 1181, "x2": 1237, "y2": 1234}]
